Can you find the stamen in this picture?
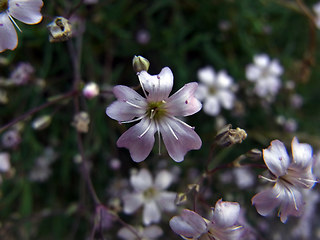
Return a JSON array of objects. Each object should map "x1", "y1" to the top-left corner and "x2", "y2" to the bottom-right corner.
[
  {"x1": 166, "y1": 122, "x2": 178, "y2": 140},
  {"x1": 119, "y1": 114, "x2": 146, "y2": 124},
  {"x1": 7, "y1": 12, "x2": 22, "y2": 32},
  {"x1": 287, "y1": 187, "x2": 298, "y2": 210},
  {"x1": 150, "y1": 109, "x2": 156, "y2": 119},
  {"x1": 258, "y1": 175, "x2": 276, "y2": 183},
  {"x1": 155, "y1": 121, "x2": 161, "y2": 155},
  {"x1": 171, "y1": 116, "x2": 194, "y2": 129},
  {"x1": 296, "y1": 177, "x2": 318, "y2": 188},
  {"x1": 139, "y1": 121, "x2": 151, "y2": 138},
  {"x1": 137, "y1": 74, "x2": 148, "y2": 98},
  {"x1": 125, "y1": 100, "x2": 143, "y2": 109}
]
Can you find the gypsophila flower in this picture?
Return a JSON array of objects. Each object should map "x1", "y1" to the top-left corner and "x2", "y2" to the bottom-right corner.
[
  {"x1": 246, "y1": 54, "x2": 283, "y2": 99},
  {"x1": 196, "y1": 66, "x2": 236, "y2": 116},
  {"x1": 0, "y1": 152, "x2": 10, "y2": 172},
  {"x1": 170, "y1": 199, "x2": 243, "y2": 240},
  {"x1": 0, "y1": 0, "x2": 43, "y2": 52},
  {"x1": 252, "y1": 137, "x2": 317, "y2": 223},
  {"x1": 117, "y1": 225, "x2": 163, "y2": 240},
  {"x1": 1, "y1": 129, "x2": 21, "y2": 148},
  {"x1": 83, "y1": 82, "x2": 100, "y2": 99},
  {"x1": 8, "y1": 62, "x2": 34, "y2": 85},
  {"x1": 106, "y1": 66, "x2": 202, "y2": 162},
  {"x1": 122, "y1": 168, "x2": 176, "y2": 225}
]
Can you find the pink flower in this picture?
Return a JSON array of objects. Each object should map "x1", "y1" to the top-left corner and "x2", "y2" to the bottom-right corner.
[
  {"x1": 0, "y1": 0, "x2": 43, "y2": 52},
  {"x1": 106, "y1": 67, "x2": 202, "y2": 162},
  {"x1": 252, "y1": 137, "x2": 317, "y2": 223},
  {"x1": 169, "y1": 199, "x2": 243, "y2": 240}
]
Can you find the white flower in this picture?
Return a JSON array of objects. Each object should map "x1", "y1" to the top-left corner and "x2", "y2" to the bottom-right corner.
[
  {"x1": 82, "y1": 82, "x2": 100, "y2": 99},
  {"x1": 117, "y1": 225, "x2": 163, "y2": 240},
  {"x1": 0, "y1": 0, "x2": 43, "y2": 52},
  {"x1": 122, "y1": 168, "x2": 176, "y2": 225},
  {"x1": 106, "y1": 67, "x2": 202, "y2": 162},
  {"x1": 170, "y1": 199, "x2": 243, "y2": 240},
  {"x1": 252, "y1": 137, "x2": 317, "y2": 223},
  {"x1": 313, "y1": 2, "x2": 320, "y2": 29},
  {"x1": 196, "y1": 66, "x2": 236, "y2": 116},
  {"x1": 0, "y1": 152, "x2": 10, "y2": 172},
  {"x1": 246, "y1": 54, "x2": 283, "y2": 99}
]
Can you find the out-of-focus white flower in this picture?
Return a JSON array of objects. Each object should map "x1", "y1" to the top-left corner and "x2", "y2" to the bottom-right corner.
[
  {"x1": 118, "y1": 225, "x2": 163, "y2": 240},
  {"x1": 136, "y1": 29, "x2": 151, "y2": 45},
  {"x1": 313, "y1": 2, "x2": 320, "y2": 28},
  {"x1": 246, "y1": 54, "x2": 283, "y2": 99},
  {"x1": 252, "y1": 137, "x2": 317, "y2": 223},
  {"x1": 1, "y1": 129, "x2": 21, "y2": 148},
  {"x1": 233, "y1": 167, "x2": 255, "y2": 189},
  {"x1": 170, "y1": 199, "x2": 243, "y2": 240},
  {"x1": 8, "y1": 62, "x2": 34, "y2": 85},
  {"x1": 83, "y1": 82, "x2": 100, "y2": 99},
  {"x1": 122, "y1": 168, "x2": 176, "y2": 225},
  {"x1": 84, "y1": 0, "x2": 98, "y2": 5},
  {"x1": 0, "y1": 0, "x2": 43, "y2": 52},
  {"x1": 0, "y1": 152, "x2": 10, "y2": 172},
  {"x1": 196, "y1": 66, "x2": 236, "y2": 116},
  {"x1": 106, "y1": 66, "x2": 202, "y2": 162}
]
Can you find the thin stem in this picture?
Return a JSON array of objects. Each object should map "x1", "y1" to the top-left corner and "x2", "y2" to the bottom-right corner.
[{"x1": 0, "y1": 90, "x2": 77, "y2": 134}]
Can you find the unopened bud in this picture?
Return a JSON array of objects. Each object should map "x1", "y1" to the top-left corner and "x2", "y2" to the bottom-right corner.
[
  {"x1": 175, "y1": 192, "x2": 187, "y2": 205},
  {"x1": 83, "y1": 82, "x2": 100, "y2": 99},
  {"x1": 246, "y1": 148, "x2": 262, "y2": 160},
  {"x1": 187, "y1": 184, "x2": 200, "y2": 193},
  {"x1": 32, "y1": 115, "x2": 52, "y2": 130},
  {"x1": 72, "y1": 112, "x2": 90, "y2": 133},
  {"x1": 215, "y1": 124, "x2": 247, "y2": 147},
  {"x1": 47, "y1": 17, "x2": 72, "y2": 43},
  {"x1": 132, "y1": 55, "x2": 150, "y2": 73}
]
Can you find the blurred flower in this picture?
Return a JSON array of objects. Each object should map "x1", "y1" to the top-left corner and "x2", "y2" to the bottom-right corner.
[
  {"x1": 0, "y1": 88, "x2": 8, "y2": 104},
  {"x1": 83, "y1": 82, "x2": 100, "y2": 99},
  {"x1": 170, "y1": 199, "x2": 243, "y2": 240},
  {"x1": 109, "y1": 158, "x2": 121, "y2": 170},
  {"x1": 313, "y1": 2, "x2": 320, "y2": 28},
  {"x1": 233, "y1": 167, "x2": 255, "y2": 189},
  {"x1": 118, "y1": 225, "x2": 163, "y2": 240},
  {"x1": 252, "y1": 137, "x2": 317, "y2": 223},
  {"x1": 0, "y1": 0, "x2": 43, "y2": 52},
  {"x1": 72, "y1": 111, "x2": 90, "y2": 133},
  {"x1": 84, "y1": 0, "x2": 98, "y2": 5},
  {"x1": 0, "y1": 152, "x2": 10, "y2": 173},
  {"x1": 136, "y1": 29, "x2": 151, "y2": 45},
  {"x1": 1, "y1": 129, "x2": 21, "y2": 149},
  {"x1": 8, "y1": 62, "x2": 34, "y2": 85},
  {"x1": 290, "y1": 94, "x2": 303, "y2": 109},
  {"x1": 122, "y1": 168, "x2": 176, "y2": 225},
  {"x1": 246, "y1": 54, "x2": 283, "y2": 99},
  {"x1": 196, "y1": 66, "x2": 236, "y2": 116},
  {"x1": 106, "y1": 66, "x2": 202, "y2": 162},
  {"x1": 32, "y1": 115, "x2": 52, "y2": 130}
]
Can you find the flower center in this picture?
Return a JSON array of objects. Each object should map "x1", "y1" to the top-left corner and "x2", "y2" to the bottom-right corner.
[
  {"x1": 143, "y1": 187, "x2": 158, "y2": 200},
  {"x1": 146, "y1": 101, "x2": 167, "y2": 120},
  {"x1": 0, "y1": 0, "x2": 8, "y2": 12},
  {"x1": 209, "y1": 86, "x2": 217, "y2": 95}
]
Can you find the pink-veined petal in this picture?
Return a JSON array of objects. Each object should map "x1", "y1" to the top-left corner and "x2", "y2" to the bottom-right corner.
[
  {"x1": 138, "y1": 67, "x2": 173, "y2": 101},
  {"x1": 156, "y1": 191, "x2": 177, "y2": 212},
  {"x1": 106, "y1": 100, "x2": 146, "y2": 121},
  {"x1": 143, "y1": 200, "x2": 161, "y2": 225},
  {"x1": 159, "y1": 117, "x2": 202, "y2": 162},
  {"x1": 212, "y1": 199, "x2": 240, "y2": 228},
  {"x1": 154, "y1": 170, "x2": 173, "y2": 190},
  {"x1": 9, "y1": 0, "x2": 43, "y2": 24},
  {"x1": 130, "y1": 168, "x2": 153, "y2": 192},
  {"x1": 122, "y1": 192, "x2": 144, "y2": 214},
  {"x1": 0, "y1": 13, "x2": 17, "y2": 52},
  {"x1": 117, "y1": 118, "x2": 156, "y2": 162},
  {"x1": 203, "y1": 96, "x2": 220, "y2": 116},
  {"x1": 263, "y1": 140, "x2": 290, "y2": 177},
  {"x1": 291, "y1": 137, "x2": 313, "y2": 169},
  {"x1": 166, "y1": 82, "x2": 202, "y2": 116},
  {"x1": 252, "y1": 185, "x2": 281, "y2": 217},
  {"x1": 169, "y1": 209, "x2": 208, "y2": 238}
]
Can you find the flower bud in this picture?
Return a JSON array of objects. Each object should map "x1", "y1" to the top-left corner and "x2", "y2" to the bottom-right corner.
[
  {"x1": 32, "y1": 115, "x2": 52, "y2": 130},
  {"x1": 132, "y1": 55, "x2": 150, "y2": 73},
  {"x1": 47, "y1": 17, "x2": 72, "y2": 43},
  {"x1": 215, "y1": 124, "x2": 247, "y2": 147},
  {"x1": 83, "y1": 82, "x2": 100, "y2": 99},
  {"x1": 72, "y1": 112, "x2": 90, "y2": 133},
  {"x1": 246, "y1": 148, "x2": 262, "y2": 160}
]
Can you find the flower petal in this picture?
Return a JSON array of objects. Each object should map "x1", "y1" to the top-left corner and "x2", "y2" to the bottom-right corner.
[
  {"x1": 166, "y1": 82, "x2": 202, "y2": 116},
  {"x1": 117, "y1": 118, "x2": 156, "y2": 162},
  {"x1": 159, "y1": 117, "x2": 202, "y2": 162},
  {"x1": 9, "y1": 0, "x2": 43, "y2": 24},
  {"x1": 169, "y1": 209, "x2": 207, "y2": 238},
  {"x1": 117, "y1": 227, "x2": 137, "y2": 240},
  {"x1": 130, "y1": 168, "x2": 153, "y2": 192},
  {"x1": 156, "y1": 191, "x2": 177, "y2": 212},
  {"x1": 195, "y1": 84, "x2": 209, "y2": 101},
  {"x1": 217, "y1": 90, "x2": 234, "y2": 110},
  {"x1": 216, "y1": 70, "x2": 233, "y2": 88},
  {"x1": 212, "y1": 199, "x2": 240, "y2": 228},
  {"x1": 154, "y1": 170, "x2": 173, "y2": 190},
  {"x1": 263, "y1": 140, "x2": 290, "y2": 177},
  {"x1": 142, "y1": 225, "x2": 163, "y2": 239},
  {"x1": 143, "y1": 201, "x2": 161, "y2": 225},
  {"x1": 254, "y1": 54, "x2": 270, "y2": 68},
  {"x1": 252, "y1": 185, "x2": 281, "y2": 217},
  {"x1": 138, "y1": 67, "x2": 173, "y2": 101},
  {"x1": 203, "y1": 96, "x2": 220, "y2": 116},
  {"x1": 246, "y1": 64, "x2": 261, "y2": 82},
  {"x1": 122, "y1": 192, "x2": 144, "y2": 214},
  {"x1": 291, "y1": 137, "x2": 313, "y2": 169},
  {"x1": 0, "y1": 13, "x2": 18, "y2": 52},
  {"x1": 197, "y1": 66, "x2": 216, "y2": 85}
]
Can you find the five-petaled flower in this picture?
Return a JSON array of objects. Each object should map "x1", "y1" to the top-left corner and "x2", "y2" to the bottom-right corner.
[
  {"x1": 106, "y1": 66, "x2": 202, "y2": 162},
  {"x1": 252, "y1": 137, "x2": 317, "y2": 223},
  {"x1": 0, "y1": 0, "x2": 43, "y2": 52},
  {"x1": 169, "y1": 199, "x2": 243, "y2": 240},
  {"x1": 122, "y1": 168, "x2": 177, "y2": 225}
]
